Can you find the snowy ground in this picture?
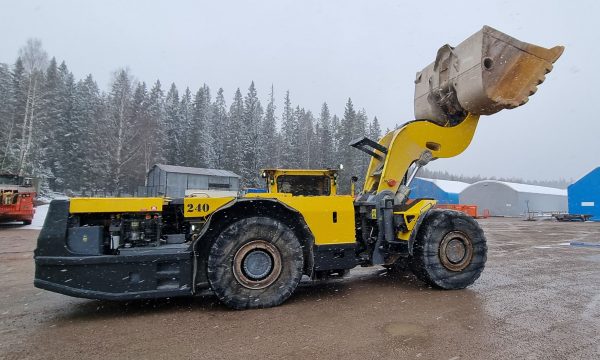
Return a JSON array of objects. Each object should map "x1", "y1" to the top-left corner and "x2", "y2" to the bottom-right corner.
[{"x1": 2, "y1": 204, "x2": 49, "y2": 230}]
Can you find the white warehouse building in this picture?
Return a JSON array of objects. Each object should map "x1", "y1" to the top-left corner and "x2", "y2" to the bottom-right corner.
[{"x1": 459, "y1": 180, "x2": 567, "y2": 217}]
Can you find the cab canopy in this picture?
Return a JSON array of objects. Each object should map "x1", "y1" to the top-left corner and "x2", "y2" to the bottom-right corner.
[{"x1": 261, "y1": 169, "x2": 338, "y2": 196}]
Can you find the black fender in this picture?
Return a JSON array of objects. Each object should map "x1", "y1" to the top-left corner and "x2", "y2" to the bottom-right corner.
[{"x1": 191, "y1": 198, "x2": 316, "y2": 292}]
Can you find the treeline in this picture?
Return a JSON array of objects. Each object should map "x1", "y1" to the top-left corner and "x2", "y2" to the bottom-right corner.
[
  {"x1": 419, "y1": 168, "x2": 572, "y2": 189},
  {"x1": 0, "y1": 39, "x2": 381, "y2": 195}
]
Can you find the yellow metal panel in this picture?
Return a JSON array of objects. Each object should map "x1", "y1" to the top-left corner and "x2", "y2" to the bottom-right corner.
[
  {"x1": 183, "y1": 197, "x2": 235, "y2": 218},
  {"x1": 395, "y1": 199, "x2": 436, "y2": 241},
  {"x1": 242, "y1": 193, "x2": 355, "y2": 245},
  {"x1": 69, "y1": 197, "x2": 164, "y2": 213},
  {"x1": 276, "y1": 195, "x2": 356, "y2": 245},
  {"x1": 363, "y1": 114, "x2": 480, "y2": 194}
]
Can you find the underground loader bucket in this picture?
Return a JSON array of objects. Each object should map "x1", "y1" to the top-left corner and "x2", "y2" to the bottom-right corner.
[{"x1": 414, "y1": 25, "x2": 564, "y2": 124}]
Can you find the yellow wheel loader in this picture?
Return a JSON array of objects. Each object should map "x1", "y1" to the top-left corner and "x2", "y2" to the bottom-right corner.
[{"x1": 34, "y1": 26, "x2": 563, "y2": 309}]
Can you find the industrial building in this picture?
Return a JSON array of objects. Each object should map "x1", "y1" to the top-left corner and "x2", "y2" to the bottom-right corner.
[
  {"x1": 409, "y1": 177, "x2": 470, "y2": 204},
  {"x1": 460, "y1": 180, "x2": 567, "y2": 217},
  {"x1": 568, "y1": 167, "x2": 600, "y2": 221},
  {"x1": 142, "y1": 164, "x2": 240, "y2": 197}
]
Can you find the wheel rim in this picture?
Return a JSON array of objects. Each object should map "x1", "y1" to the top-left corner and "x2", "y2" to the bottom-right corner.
[
  {"x1": 233, "y1": 240, "x2": 282, "y2": 289},
  {"x1": 439, "y1": 231, "x2": 474, "y2": 272}
]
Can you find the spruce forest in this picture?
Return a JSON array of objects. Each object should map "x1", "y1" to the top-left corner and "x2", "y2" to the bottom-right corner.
[{"x1": 0, "y1": 39, "x2": 382, "y2": 195}]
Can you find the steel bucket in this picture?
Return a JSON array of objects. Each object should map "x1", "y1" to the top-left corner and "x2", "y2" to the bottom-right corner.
[{"x1": 414, "y1": 26, "x2": 564, "y2": 124}]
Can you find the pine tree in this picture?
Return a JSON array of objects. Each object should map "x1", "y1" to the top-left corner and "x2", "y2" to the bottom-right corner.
[
  {"x1": 226, "y1": 88, "x2": 244, "y2": 174},
  {"x1": 241, "y1": 81, "x2": 263, "y2": 186},
  {"x1": 0, "y1": 58, "x2": 26, "y2": 173},
  {"x1": 179, "y1": 87, "x2": 193, "y2": 166},
  {"x1": 145, "y1": 80, "x2": 165, "y2": 179},
  {"x1": 0, "y1": 63, "x2": 15, "y2": 171},
  {"x1": 125, "y1": 81, "x2": 149, "y2": 190},
  {"x1": 38, "y1": 59, "x2": 77, "y2": 191},
  {"x1": 191, "y1": 84, "x2": 214, "y2": 168},
  {"x1": 201, "y1": 85, "x2": 216, "y2": 168},
  {"x1": 315, "y1": 102, "x2": 334, "y2": 168},
  {"x1": 297, "y1": 108, "x2": 315, "y2": 168},
  {"x1": 60, "y1": 63, "x2": 77, "y2": 178},
  {"x1": 164, "y1": 83, "x2": 181, "y2": 165},
  {"x1": 260, "y1": 85, "x2": 278, "y2": 168},
  {"x1": 280, "y1": 91, "x2": 297, "y2": 168},
  {"x1": 353, "y1": 108, "x2": 370, "y2": 188},
  {"x1": 331, "y1": 114, "x2": 341, "y2": 164},
  {"x1": 72, "y1": 74, "x2": 105, "y2": 194},
  {"x1": 338, "y1": 98, "x2": 357, "y2": 192},
  {"x1": 106, "y1": 69, "x2": 138, "y2": 194},
  {"x1": 369, "y1": 116, "x2": 382, "y2": 141},
  {"x1": 211, "y1": 88, "x2": 228, "y2": 169}
]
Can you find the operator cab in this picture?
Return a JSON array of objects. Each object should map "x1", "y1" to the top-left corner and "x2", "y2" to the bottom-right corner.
[{"x1": 261, "y1": 169, "x2": 338, "y2": 196}]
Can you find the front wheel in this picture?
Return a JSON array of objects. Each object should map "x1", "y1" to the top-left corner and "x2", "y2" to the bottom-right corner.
[
  {"x1": 207, "y1": 217, "x2": 304, "y2": 309},
  {"x1": 410, "y1": 209, "x2": 487, "y2": 289}
]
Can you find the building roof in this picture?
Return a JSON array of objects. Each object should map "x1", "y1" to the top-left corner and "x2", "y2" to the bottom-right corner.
[
  {"x1": 416, "y1": 177, "x2": 470, "y2": 194},
  {"x1": 467, "y1": 180, "x2": 567, "y2": 196},
  {"x1": 153, "y1": 164, "x2": 241, "y2": 178},
  {"x1": 570, "y1": 166, "x2": 600, "y2": 187}
]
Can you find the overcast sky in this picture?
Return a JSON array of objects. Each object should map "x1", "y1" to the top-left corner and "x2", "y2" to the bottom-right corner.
[{"x1": 1, "y1": 0, "x2": 598, "y2": 182}]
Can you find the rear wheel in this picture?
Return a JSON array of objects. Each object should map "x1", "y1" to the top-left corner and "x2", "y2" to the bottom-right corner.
[
  {"x1": 207, "y1": 217, "x2": 304, "y2": 309},
  {"x1": 23, "y1": 220, "x2": 32, "y2": 225},
  {"x1": 410, "y1": 209, "x2": 486, "y2": 289}
]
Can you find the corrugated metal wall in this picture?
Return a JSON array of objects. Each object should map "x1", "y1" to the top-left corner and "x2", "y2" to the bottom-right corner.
[
  {"x1": 460, "y1": 182, "x2": 567, "y2": 216},
  {"x1": 461, "y1": 182, "x2": 519, "y2": 216},
  {"x1": 143, "y1": 167, "x2": 240, "y2": 197},
  {"x1": 408, "y1": 178, "x2": 459, "y2": 204},
  {"x1": 568, "y1": 167, "x2": 600, "y2": 221}
]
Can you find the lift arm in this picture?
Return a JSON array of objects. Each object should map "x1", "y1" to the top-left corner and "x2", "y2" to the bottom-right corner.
[{"x1": 361, "y1": 113, "x2": 479, "y2": 194}]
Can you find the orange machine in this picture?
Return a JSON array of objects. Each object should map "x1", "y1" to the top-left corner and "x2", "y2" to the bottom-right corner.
[
  {"x1": 435, "y1": 204, "x2": 479, "y2": 218},
  {"x1": 0, "y1": 174, "x2": 36, "y2": 225}
]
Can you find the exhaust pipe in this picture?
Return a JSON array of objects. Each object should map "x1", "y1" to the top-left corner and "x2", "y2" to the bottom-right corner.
[{"x1": 414, "y1": 26, "x2": 564, "y2": 124}]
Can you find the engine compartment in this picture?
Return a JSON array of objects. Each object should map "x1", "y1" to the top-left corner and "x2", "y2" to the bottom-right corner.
[{"x1": 66, "y1": 204, "x2": 192, "y2": 255}]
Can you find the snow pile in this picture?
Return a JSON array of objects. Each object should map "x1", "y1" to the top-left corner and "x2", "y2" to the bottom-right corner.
[
  {"x1": 36, "y1": 192, "x2": 68, "y2": 205},
  {"x1": 19, "y1": 204, "x2": 49, "y2": 230}
]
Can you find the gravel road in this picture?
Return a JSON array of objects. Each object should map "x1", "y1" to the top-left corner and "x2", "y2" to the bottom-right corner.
[{"x1": 1, "y1": 218, "x2": 599, "y2": 359}]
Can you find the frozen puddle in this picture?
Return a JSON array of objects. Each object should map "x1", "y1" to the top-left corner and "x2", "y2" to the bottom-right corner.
[
  {"x1": 534, "y1": 242, "x2": 600, "y2": 249},
  {"x1": 569, "y1": 241, "x2": 600, "y2": 248},
  {"x1": 533, "y1": 242, "x2": 569, "y2": 249}
]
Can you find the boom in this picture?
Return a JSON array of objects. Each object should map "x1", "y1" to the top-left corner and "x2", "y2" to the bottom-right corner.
[{"x1": 359, "y1": 113, "x2": 479, "y2": 195}]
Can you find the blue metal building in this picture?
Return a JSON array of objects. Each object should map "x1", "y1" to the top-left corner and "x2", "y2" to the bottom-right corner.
[
  {"x1": 409, "y1": 177, "x2": 469, "y2": 204},
  {"x1": 568, "y1": 167, "x2": 600, "y2": 221}
]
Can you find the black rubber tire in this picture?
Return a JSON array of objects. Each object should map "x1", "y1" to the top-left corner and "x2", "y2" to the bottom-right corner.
[
  {"x1": 410, "y1": 209, "x2": 487, "y2": 289},
  {"x1": 207, "y1": 217, "x2": 304, "y2": 309},
  {"x1": 23, "y1": 220, "x2": 32, "y2": 225}
]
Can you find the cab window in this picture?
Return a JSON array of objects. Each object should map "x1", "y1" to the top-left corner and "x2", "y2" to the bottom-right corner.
[{"x1": 276, "y1": 175, "x2": 331, "y2": 196}]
